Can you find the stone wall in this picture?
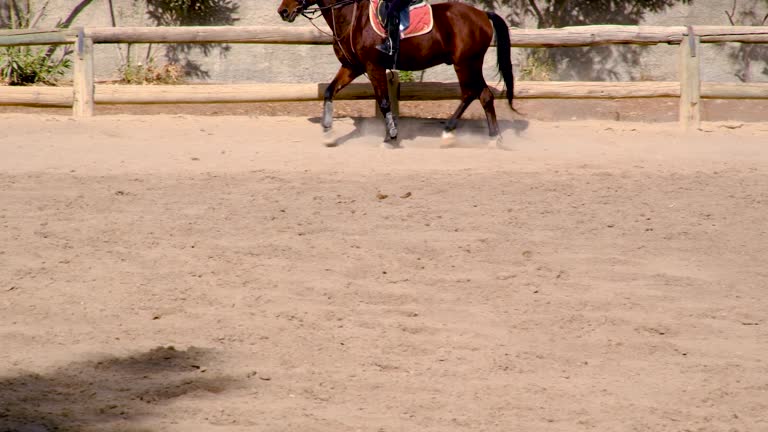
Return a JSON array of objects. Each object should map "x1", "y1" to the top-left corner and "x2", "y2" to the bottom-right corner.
[{"x1": 15, "y1": 0, "x2": 768, "y2": 84}]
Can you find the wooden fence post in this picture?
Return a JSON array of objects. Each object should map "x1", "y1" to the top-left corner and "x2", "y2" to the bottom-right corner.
[
  {"x1": 679, "y1": 26, "x2": 701, "y2": 130},
  {"x1": 73, "y1": 28, "x2": 94, "y2": 117},
  {"x1": 374, "y1": 70, "x2": 400, "y2": 118}
]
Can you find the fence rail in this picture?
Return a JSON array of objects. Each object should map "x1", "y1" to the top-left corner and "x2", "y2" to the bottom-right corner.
[
  {"x1": 5, "y1": 82, "x2": 768, "y2": 107},
  {"x1": 4, "y1": 25, "x2": 768, "y2": 46},
  {"x1": 2, "y1": 25, "x2": 768, "y2": 127}
]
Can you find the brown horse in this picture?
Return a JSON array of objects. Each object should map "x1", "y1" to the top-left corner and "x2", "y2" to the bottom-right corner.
[{"x1": 277, "y1": 0, "x2": 515, "y2": 148}]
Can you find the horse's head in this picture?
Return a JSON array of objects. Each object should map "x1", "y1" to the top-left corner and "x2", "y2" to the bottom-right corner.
[{"x1": 278, "y1": 0, "x2": 316, "y2": 23}]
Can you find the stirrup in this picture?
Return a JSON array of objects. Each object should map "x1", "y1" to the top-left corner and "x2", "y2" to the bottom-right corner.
[{"x1": 376, "y1": 39, "x2": 393, "y2": 55}]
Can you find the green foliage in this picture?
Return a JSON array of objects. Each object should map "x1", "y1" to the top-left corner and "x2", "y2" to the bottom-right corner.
[
  {"x1": 0, "y1": 0, "x2": 85, "y2": 85},
  {"x1": 398, "y1": 70, "x2": 415, "y2": 82},
  {"x1": 118, "y1": 58, "x2": 185, "y2": 84},
  {"x1": 0, "y1": 46, "x2": 72, "y2": 85},
  {"x1": 519, "y1": 49, "x2": 554, "y2": 81},
  {"x1": 398, "y1": 70, "x2": 425, "y2": 83}
]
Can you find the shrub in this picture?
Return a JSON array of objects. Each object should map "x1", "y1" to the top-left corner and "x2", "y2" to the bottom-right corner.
[
  {"x1": 0, "y1": 46, "x2": 72, "y2": 85},
  {"x1": 0, "y1": 0, "x2": 96, "y2": 85},
  {"x1": 520, "y1": 49, "x2": 555, "y2": 81},
  {"x1": 118, "y1": 58, "x2": 185, "y2": 85}
]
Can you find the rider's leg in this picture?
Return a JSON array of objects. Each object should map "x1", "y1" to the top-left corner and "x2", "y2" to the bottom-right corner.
[
  {"x1": 389, "y1": 13, "x2": 400, "y2": 59},
  {"x1": 375, "y1": 13, "x2": 400, "y2": 56},
  {"x1": 376, "y1": 0, "x2": 403, "y2": 56},
  {"x1": 376, "y1": 13, "x2": 394, "y2": 53}
]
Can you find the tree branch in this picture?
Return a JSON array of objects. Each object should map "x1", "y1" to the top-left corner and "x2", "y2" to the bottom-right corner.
[
  {"x1": 56, "y1": 0, "x2": 95, "y2": 29},
  {"x1": 527, "y1": 0, "x2": 545, "y2": 27},
  {"x1": 43, "y1": 0, "x2": 96, "y2": 61},
  {"x1": 724, "y1": 0, "x2": 737, "y2": 26},
  {"x1": 29, "y1": 0, "x2": 50, "y2": 28}
]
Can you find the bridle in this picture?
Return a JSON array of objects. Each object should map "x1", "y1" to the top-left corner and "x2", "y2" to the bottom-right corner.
[{"x1": 298, "y1": 0, "x2": 359, "y2": 19}]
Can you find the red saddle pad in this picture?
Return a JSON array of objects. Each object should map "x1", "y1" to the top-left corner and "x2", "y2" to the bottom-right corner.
[{"x1": 369, "y1": 0, "x2": 433, "y2": 39}]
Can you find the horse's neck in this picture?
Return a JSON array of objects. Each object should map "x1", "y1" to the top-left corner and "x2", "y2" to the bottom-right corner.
[{"x1": 318, "y1": 0, "x2": 367, "y2": 38}]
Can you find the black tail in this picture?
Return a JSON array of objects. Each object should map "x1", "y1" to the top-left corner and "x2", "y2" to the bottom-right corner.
[{"x1": 486, "y1": 12, "x2": 515, "y2": 109}]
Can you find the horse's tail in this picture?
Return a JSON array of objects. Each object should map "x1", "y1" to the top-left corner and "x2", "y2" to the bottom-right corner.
[{"x1": 486, "y1": 12, "x2": 515, "y2": 110}]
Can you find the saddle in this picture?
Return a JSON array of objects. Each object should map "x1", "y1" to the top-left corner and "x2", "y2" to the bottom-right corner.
[{"x1": 370, "y1": 0, "x2": 433, "y2": 39}]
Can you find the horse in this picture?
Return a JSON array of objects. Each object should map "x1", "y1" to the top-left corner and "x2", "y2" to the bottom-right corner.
[{"x1": 277, "y1": 0, "x2": 515, "y2": 148}]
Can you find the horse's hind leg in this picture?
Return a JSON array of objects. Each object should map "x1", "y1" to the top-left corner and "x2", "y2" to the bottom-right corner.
[
  {"x1": 479, "y1": 86, "x2": 505, "y2": 149},
  {"x1": 442, "y1": 59, "x2": 484, "y2": 147},
  {"x1": 322, "y1": 65, "x2": 362, "y2": 146},
  {"x1": 442, "y1": 97, "x2": 475, "y2": 147}
]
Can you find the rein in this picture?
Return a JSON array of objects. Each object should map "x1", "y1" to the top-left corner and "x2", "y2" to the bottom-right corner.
[
  {"x1": 300, "y1": 0, "x2": 358, "y2": 19},
  {"x1": 300, "y1": 0, "x2": 362, "y2": 66}
]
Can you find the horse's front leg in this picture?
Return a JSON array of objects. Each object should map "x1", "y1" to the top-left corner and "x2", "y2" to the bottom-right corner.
[
  {"x1": 322, "y1": 65, "x2": 362, "y2": 146},
  {"x1": 367, "y1": 67, "x2": 399, "y2": 148}
]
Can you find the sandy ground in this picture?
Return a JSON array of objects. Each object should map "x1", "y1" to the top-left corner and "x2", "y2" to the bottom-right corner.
[{"x1": 1, "y1": 111, "x2": 768, "y2": 432}]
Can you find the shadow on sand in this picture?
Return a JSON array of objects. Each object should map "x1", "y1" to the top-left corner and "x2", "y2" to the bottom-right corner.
[
  {"x1": 309, "y1": 116, "x2": 530, "y2": 147},
  {"x1": 0, "y1": 346, "x2": 239, "y2": 432}
]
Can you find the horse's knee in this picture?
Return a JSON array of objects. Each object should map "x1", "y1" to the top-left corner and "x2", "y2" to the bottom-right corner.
[{"x1": 379, "y1": 99, "x2": 392, "y2": 114}]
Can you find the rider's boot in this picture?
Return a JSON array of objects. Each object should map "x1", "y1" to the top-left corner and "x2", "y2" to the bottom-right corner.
[
  {"x1": 376, "y1": 14, "x2": 400, "y2": 60},
  {"x1": 390, "y1": 15, "x2": 401, "y2": 61}
]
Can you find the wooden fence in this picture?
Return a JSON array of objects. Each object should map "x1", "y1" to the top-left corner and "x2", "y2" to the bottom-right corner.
[{"x1": 2, "y1": 25, "x2": 768, "y2": 128}]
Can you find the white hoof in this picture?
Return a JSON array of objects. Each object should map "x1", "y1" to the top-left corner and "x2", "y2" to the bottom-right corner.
[
  {"x1": 322, "y1": 129, "x2": 338, "y2": 147},
  {"x1": 441, "y1": 131, "x2": 457, "y2": 148},
  {"x1": 380, "y1": 141, "x2": 400, "y2": 150},
  {"x1": 488, "y1": 136, "x2": 510, "y2": 150}
]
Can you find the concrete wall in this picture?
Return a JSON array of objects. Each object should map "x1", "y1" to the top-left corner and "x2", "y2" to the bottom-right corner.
[
  {"x1": 592, "y1": 0, "x2": 768, "y2": 83},
  {"x1": 18, "y1": 0, "x2": 768, "y2": 84}
]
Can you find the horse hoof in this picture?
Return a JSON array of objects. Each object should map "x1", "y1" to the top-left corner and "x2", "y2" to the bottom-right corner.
[
  {"x1": 322, "y1": 129, "x2": 338, "y2": 147},
  {"x1": 488, "y1": 136, "x2": 510, "y2": 150},
  {"x1": 380, "y1": 137, "x2": 401, "y2": 149},
  {"x1": 441, "y1": 131, "x2": 457, "y2": 148}
]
